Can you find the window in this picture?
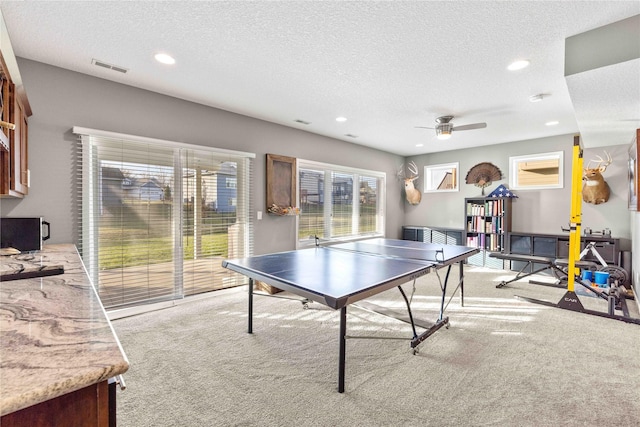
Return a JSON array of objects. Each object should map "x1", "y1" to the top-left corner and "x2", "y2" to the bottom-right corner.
[
  {"x1": 509, "y1": 151, "x2": 564, "y2": 190},
  {"x1": 297, "y1": 160, "x2": 385, "y2": 247},
  {"x1": 424, "y1": 162, "x2": 459, "y2": 192},
  {"x1": 74, "y1": 127, "x2": 254, "y2": 310}
]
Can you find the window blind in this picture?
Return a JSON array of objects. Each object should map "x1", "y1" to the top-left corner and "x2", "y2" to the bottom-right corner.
[
  {"x1": 359, "y1": 175, "x2": 380, "y2": 234},
  {"x1": 331, "y1": 171, "x2": 354, "y2": 238},
  {"x1": 297, "y1": 160, "x2": 385, "y2": 247},
  {"x1": 74, "y1": 127, "x2": 254, "y2": 309}
]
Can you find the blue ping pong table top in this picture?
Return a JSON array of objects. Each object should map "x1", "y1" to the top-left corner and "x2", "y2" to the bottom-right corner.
[{"x1": 222, "y1": 238, "x2": 477, "y2": 309}]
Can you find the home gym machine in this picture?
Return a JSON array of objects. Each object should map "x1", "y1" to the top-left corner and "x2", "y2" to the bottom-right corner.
[{"x1": 515, "y1": 136, "x2": 640, "y2": 325}]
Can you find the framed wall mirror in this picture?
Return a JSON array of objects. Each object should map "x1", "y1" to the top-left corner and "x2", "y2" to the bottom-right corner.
[
  {"x1": 424, "y1": 162, "x2": 459, "y2": 192},
  {"x1": 509, "y1": 151, "x2": 563, "y2": 190}
]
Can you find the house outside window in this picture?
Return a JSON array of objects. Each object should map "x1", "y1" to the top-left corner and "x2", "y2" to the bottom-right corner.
[
  {"x1": 297, "y1": 159, "x2": 385, "y2": 247},
  {"x1": 75, "y1": 128, "x2": 254, "y2": 310}
]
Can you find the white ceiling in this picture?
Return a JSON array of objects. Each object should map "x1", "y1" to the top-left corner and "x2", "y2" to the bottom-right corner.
[{"x1": 1, "y1": 1, "x2": 639, "y2": 156}]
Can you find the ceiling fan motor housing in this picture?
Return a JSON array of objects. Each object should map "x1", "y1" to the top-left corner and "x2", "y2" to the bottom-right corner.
[{"x1": 435, "y1": 115, "x2": 454, "y2": 124}]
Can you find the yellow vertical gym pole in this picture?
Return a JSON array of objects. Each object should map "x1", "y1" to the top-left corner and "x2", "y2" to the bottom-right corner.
[{"x1": 567, "y1": 135, "x2": 583, "y2": 293}]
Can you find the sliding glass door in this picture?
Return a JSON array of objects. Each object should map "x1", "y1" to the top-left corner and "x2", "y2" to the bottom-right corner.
[{"x1": 76, "y1": 130, "x2": 253, "y2": 309}]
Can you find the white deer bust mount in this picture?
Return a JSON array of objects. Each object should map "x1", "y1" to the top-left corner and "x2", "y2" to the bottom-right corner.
[
  {"x1": 397, "y1": 161, "x2": 422, "y2": 205},
  {"x1": 583, "y1": 151, "x2": 612, "y2": 205}
]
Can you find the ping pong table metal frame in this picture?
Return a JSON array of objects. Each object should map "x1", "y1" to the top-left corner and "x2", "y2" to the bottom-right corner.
[{"x1": 223, "y1": 239, "x2": 478, "y2": 393}]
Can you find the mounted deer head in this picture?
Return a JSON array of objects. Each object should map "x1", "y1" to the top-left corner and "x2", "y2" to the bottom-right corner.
[
  {"x1": 582, "y1": 151, "x2": 611, "y2": 205},
  {"x1": 397, "y1": 161, "x2": 422, "y2": 205}
]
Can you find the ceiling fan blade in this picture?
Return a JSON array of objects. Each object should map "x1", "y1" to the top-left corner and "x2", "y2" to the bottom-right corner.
[
  {"x1": 414, "y1": 126, "x2": 435, "y2": 130},
  {"x1": 452, "y1": 122, "x2": 487, "y2": 131}
]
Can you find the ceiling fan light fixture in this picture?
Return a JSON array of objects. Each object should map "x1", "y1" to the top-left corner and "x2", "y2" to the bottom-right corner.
[{"x1": 436, "y1": 123, "x2": 453, "y2": 140}]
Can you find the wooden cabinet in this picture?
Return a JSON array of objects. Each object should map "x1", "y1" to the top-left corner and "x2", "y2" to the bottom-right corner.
[
  {"x1": 8, "y1": 83, "x2": 28, "y2": 195},
  {"x1": 464, "y1": 197, "x2": 512, "y2": 267},
  {"x1": 1, "y1": 380, "x2": 115, "y2": 427},
  {"x1": 0, "y1": 54, "x2": 12, "y2": 194},
  {"x1": 0, "y1": 244, "x2": 127, "y2": 425},
  {"x1": 0, "y1": 36, "x2": 30, "y2": 198}
]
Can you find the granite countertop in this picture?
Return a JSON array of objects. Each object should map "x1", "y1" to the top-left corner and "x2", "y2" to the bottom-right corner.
[{"x1": 0, "y1": 244, "x2": 129, "y2": 416}]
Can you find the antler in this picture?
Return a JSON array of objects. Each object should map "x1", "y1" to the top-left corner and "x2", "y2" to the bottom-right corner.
[
  {"x1": 407, "y1": 161, "x2": 419, "y2": 178},
  {"x1": 397, "y1": 161, "x2": 420, "y2": 181},
  {"x1": 586, "y1": 150, "x2": 612, "y2": 171}
]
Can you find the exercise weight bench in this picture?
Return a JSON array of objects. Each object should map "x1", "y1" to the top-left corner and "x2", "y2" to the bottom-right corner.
[
  {"x1": 491, "y1": 252, "x2": 633, "y2": 319},
  {"x1": 489, "y1": 253, "x2": 594, "y2": 289}
]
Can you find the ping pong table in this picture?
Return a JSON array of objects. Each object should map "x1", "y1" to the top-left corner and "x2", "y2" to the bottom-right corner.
[{"x1": 222, "y1": 238, "x2": 478, "y2": 392}]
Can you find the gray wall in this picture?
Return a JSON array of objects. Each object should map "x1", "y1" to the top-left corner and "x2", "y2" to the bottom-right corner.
[
  {"x1": 0, "y1": 59, "x2": 405, "y2": 255},
  {"x1": 1, "y1": 59, "x2": 632, "y2": 257},
  {"x1": 405, "y1": 135, "x2": 632, "y2": 243}
]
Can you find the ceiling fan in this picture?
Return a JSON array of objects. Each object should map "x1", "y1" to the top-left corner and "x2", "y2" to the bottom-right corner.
[{"x1": 416, "y1": 116, "x2": 487, "y2": 140}]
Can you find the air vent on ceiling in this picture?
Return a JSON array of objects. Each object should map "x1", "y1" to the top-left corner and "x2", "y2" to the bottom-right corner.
[
  {"x1": 294, "y1": 119, "x2": 311, "y2": 125},
  {"x1": 345, "y1": 134, "x2": 359, "y2": 138},
  {"x1": 92, "y1": 59, "x2": 128, "y2": 74}
]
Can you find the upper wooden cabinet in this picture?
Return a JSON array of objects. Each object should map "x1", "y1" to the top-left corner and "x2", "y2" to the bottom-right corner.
[{"x1": 0, "y1": 12, "x2": 30, "y2": 198}]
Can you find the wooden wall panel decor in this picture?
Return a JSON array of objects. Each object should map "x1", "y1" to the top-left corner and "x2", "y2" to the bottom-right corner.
[
  {"x1": 629, "y1": 129, "x2": 639, "y2": 211},
  {"x1": 266, "y1": 153, "x2": 297, "y2": 215}
]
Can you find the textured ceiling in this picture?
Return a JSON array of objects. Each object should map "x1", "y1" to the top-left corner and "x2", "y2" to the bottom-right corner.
[{"x1": 1, "y1": 1, "x2": 639, "y2": 156}]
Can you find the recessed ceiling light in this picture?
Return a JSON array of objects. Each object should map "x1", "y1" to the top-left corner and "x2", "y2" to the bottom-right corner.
[
  {"x1": 335, "y1": 116, "x2": 347, "y2": 122},
  {"x1": 155, "y1": 53, "x2": 175, "y2": 65},
  {"x1": 507, "y1": 59, "x2": 530, "y2": 71},
  {"x1": 415, "y1": 143, "x2": 424, "y2": 147},
  {"x1": 545, "y1": 120, "x2": 559, "y2": 126}
]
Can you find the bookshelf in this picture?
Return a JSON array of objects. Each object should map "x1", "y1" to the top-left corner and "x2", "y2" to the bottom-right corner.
[{"x1": 465, "y1": 197, "x2": 512, "y2": 267}]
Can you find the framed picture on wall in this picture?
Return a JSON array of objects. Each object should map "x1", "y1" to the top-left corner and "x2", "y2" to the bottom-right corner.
[{"x1": 629, "y1": 130, "x2": 639, "y2": 211}]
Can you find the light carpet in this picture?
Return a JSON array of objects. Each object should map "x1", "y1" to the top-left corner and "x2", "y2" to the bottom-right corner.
[{"x1": 112, "y1": 266, "x2": 640, "y2": 426}]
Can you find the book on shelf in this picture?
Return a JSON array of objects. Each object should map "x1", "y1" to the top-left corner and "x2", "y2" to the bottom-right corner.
[{"x1": 467, "y1": 199, "x2": 505, "y2": 217}]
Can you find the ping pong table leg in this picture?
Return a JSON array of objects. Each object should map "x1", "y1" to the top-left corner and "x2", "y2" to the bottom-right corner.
[
  {"x1": 248, "y1": 278, "x2": 254, "y2": 334},
  {"x1": 338, "y1": 306, "x2": 347, "y2": 393},
  {"x1": 438, "y1": 265, "x2": 452, "y2": 321},
  {"x1": 459, "y1": 262, "x2": 464, "y2": 307},
  {"x1": 397, "y1": 286, "x2": 419, "y2": 340}
]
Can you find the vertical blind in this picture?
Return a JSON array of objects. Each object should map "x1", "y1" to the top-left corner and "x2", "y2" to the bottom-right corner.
[{"x1": 74, "y1": 127, "x2": 254, "y2": 309}]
